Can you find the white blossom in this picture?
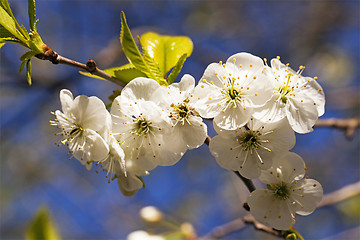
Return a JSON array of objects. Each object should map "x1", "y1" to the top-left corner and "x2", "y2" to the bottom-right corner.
[
  {"x1": 253, "y1": 57, "x2": 325, "y2": 133},
  {"x1": 247, "y1": 152, "x2": 323, "y2": 230},
  {"x1": 110, "y1": 78, "x2": 186, "y2": 175},
  {"x1": 127, "y1": 230, "x2": 165, "y2": 240},
  {"x1": 210, "y1": 118, "x2": 295, "y2": 179},
  {"x1": 153, "y1": 74, "x2": 207, "y2": 149},
  {"x1": 50, "y1": 89, "x2": 110, "y2": 169},
  {"x1": 192, "y1": 52, "x2": 273, "y2": 130}
]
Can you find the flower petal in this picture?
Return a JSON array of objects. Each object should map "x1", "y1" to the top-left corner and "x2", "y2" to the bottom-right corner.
[
  {"x1": 291, "y1": 179, "x2": 323, "y2": 215},
  {"x1": 59, "y1": 89, "x2": 74, "y2": 115},
  {"x1": 286, "y1": 96, "x2": 318, "y2": 133},
  {"x1": 214, "y1": 102, "x2": 252, "y2": 130}
]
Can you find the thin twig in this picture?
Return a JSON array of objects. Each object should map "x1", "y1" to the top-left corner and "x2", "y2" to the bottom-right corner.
[
  {"x1": 315, "y1": 118, "x2": 360, "y2": 138},
  {"x1": 35, "y1": 45, "x2": 126, "y2": 87}
]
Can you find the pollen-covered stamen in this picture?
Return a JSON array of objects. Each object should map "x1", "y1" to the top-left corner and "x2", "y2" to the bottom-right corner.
[
  {"x1": 267, "y1": 182, "x2": 291, "y2": 200},
  {"x1": 134, "y1": 116, "x2": 153, "y2": 135},
  {"x1": 237, "y1": 130, "x2": 262, "y2": 151},
  {"x1": 169, "y1": 99, "x2": 198, "y2": 126}
]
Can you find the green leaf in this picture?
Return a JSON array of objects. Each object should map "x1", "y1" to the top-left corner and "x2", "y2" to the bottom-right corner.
[
  {"x1": 167, "y1": 53, "x2": 187, "y2": 84},
  {"x1": 20, "y1": 50, "x2": 37, "y2": 61},
  {"x1": 0, "y1": 41, "x2": 4, "y2": 48},
  {"x1": 140, "y1": 32, "x2": 193, "y2": 78},
  {"x1": 25, "y1": 207, "x2": 62, "y2": 240},
  {"x1": 113, "y1": 64, "x2": 147, "y2": 84},
  {"x1": 80, "y1": 63, "x2": 147, "y2": 84},
  {"x1": 0, "y1": 5, "x2": 24, "y2": 41},
  {"x1": 19, "y1": 59, "x2": 26, "y2": 73},
  {"x1": 120, "y1": 11, "x2": 160, "y2": 81},
  {"x1": 0, "y1": 24, "x2": 13, "y2": 38},
  {"x1": 28, "y1": 0, "x2": 36, "y2": 31},
  {"x1": 26, "y1": 59, "x2": 31, "y2": 85}
]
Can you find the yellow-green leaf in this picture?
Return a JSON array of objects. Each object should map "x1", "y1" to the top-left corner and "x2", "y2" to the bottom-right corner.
[
  {"x1": 28, "y1": 0, "x2": 36, "y2": 31},
  {"x1": 25, "y1": 207, "x2": 62, "y2": 240},
  {"x1": 80, "y1": 63, "x2": 146, "y2": 84},
  {"x1": 120, "y1": 11, "x2": 156, "y2": 80},
  {"x1": 140, "y1": 32, "x2": 193, "y2": 78},
  {"x1": 0, "y1": 5, "x2": 24, "y2": 41},
  {"x1": 167, "y1": 53, "x2": 187, "y2": 84},
  {"x1": 26, "y1": 59, "x2": 31, "y2": 85},
  {"x1": 28, "y1": 31, "x2": 44, "y2": 53}
]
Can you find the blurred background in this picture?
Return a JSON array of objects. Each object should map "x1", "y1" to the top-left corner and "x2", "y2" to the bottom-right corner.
[{"x1": 0, "y1": 0, "x2": 359, "y2": 239}]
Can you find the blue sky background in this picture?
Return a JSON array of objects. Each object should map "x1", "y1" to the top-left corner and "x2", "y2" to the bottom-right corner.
[{"x1": 1, "y1": 0, "x2": 359, "y2": 239}]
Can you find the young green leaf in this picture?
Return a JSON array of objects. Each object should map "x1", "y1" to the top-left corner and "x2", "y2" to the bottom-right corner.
[
  {"x1": 167, "y1": 53, "x2": 187, "y2": 84},
  {"x1": 140, "y1": 32, "x2": 193, "y2": 78},
  {"x1": 26, "y1": 59, "x2": 32, "y2": 85},
  {"x1": 113, "y1": 64, "x2": 148, "y2": 84},
  {"x1": 0, "y1": 24, "x2": 13, "y2": 38},
  {"x1": 19, "y1": 59, "x2": 26, "y2": 73},
  {"x1": 20, "y1": 50, "x2": 37, "y2": 61},
  {"x1": 25, "y1": 207, "x2": 62, "y2": 240},
  {"x1": 28, "y1": 0, "x2": 36, "y2": 31},
  {"x1": 28, "y1": 31, "x2": 44, "y2": 53},
  {"x1": 79, "y1": 63, "x2": 147, "y2": 84},
  {"x1": 0, "y1": 5, "x2": 25, "y2": 41},
  {"x1": 120, "y1": 11, "x2": 159, "y2": 81}
]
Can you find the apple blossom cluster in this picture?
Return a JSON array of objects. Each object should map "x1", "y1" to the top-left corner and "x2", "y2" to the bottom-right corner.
[{"x1": 51, "y1": 52, "x2": 325, "y2": 230}]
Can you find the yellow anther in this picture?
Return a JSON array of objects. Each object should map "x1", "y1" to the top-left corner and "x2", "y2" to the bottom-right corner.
[
  {"x1": 318, "y1": 89, "x2": 322, "y2": 92},
  {"x1": 201, "y1": 85, "x2": 204, "y2": 88},
  {"x1": 219, "y1": 61, "x2": 222, "y2": 65},
  {"x1": 239, "y1": 64, "x2": 242, "y2": 68},
  {"x1": 276, "y1": 56, "x2": 280, "y2": 59},
  {"x1": 264, "y1": 58, "x2": 267, "y2": 63},
  {"x1": 250, "y1": 64, "x2": 253, "y2": 67},
  {"x1": 232, "y1": 58, "x2": 236, "y2": 62},
  {"x1": 243, "y1": 106, "x2": 246, "y2": 110},
  {"x1": 253, "y1": 76, "x2": 257, "y2": 80},
  {"x1": 203, "y1": 79, "x2": 207, "y2": 82},
  {"x1": 222, "y1": 64, "x2": 226, "y2": 67},
  {"x1": 314, "y1": 76, "x2": 318, "y2": 80},
  {"x1": 223, "y1": 76, "x2": 226, "y2": 79},
  {"x1": 255, "y1": 93, "x2": 258, "y2": 96},
  {"x1": 215, "y1": 73, "x2": 218, "y2": 76}
]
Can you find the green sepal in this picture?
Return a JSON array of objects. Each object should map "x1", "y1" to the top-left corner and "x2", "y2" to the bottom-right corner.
[
  {"x1": 167, "y1": 53, "x2": 187, "y2": 84},
  {"x1": 28, "y1": 31, "x2": 44, "y2": 53},
  {"x1": 25, "y1": 207, "x2": 62, "y2": 240},
  {"x1": 120, "y1": 11, "x2": 160, "y2": 82},
  {"x1": 20, "y1": 50, "x2": 37, "y2": 61},
  {"x1": 26, "y1": 59, "x2": 32, "y2": 85},
  {"x1": 28, "y1": 0, "x2": 36, "y2": 31},
  {"x1": 19, "y1": 59, "x2": 27, "y2": 73},
  {"x1": 139, "y1": 32, "x2": 193, "y2": 78},
  {"x1": 137, "y1": 176, "x2": 146, "y2": 188}
]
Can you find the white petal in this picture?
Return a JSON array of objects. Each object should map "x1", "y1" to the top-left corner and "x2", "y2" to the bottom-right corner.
[
  {"x1": 175, "y1": 116, "x2": 207, "y2": 149},
  {"x1": 238, "y1": 152, "x2": 262, "y2": 179},
  {"x1": 286, "y1": 96, "x2": 318, "y2": 133},
  {"x1": 192, "y1": 82, "x2": 225, "y2": 118},
  {"x1": 260, "y1": 152, "x2": 306, "y2": 184},
  {"x1": 214, "y1": 102, "x2": 252, "y2": 130},
  {"x1": 261, "y1": 118, "x2": 296, "y2": 152},
  {"x1": 59, "y1": 89, "x2": 74, "y2": 115},
  {"x1": 170, "y1": 74, "x2": 195, "y2": 93},
  {"x1": 301, "y1": 77, "x2": 325, "y2": 117},
  {"x1": 226, "y1": 52, "x2": 265, "y2": 72},
  {"x1": 121, "y1": 77, "x2": 161, "y2": 103},
  {"x1": 248, "y1": 189, "x2": 295, "y2": 230},
  {"x1": 200, "y1": 62, "x2": 228, "y2": 88},
  {"x1": 209, "y1": 134, "x2": 243, "y2": 170},
  {"x1": 252, "y1": 95, "x2": 287, "y2": 123},
  {"x1": 291, "y1": 179, "x2": 323, "y2": 215}
]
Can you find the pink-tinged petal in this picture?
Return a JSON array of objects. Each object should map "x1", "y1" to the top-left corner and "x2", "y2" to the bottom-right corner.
[
  {"x1": 291, "y1": 179, "x2": 323, "y2": 215},
  {"x1": 286, "y1": 96, "x2": 318, "y2": 133},
  {"x1": 59, "y1": 89, "x2": 74, "y2": 115},
  {"x1": 214, "y1": 102, "x2": 252, "y2": 130}
]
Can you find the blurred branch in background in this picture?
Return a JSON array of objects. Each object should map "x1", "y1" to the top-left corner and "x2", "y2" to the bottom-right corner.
[{"x1": 315, "y1": 118, "x2": 360, "y2": 139}]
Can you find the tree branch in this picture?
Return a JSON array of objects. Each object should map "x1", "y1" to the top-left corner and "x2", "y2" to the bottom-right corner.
[
  {"x1": 35, "y1": 45, "x2": 126, "y2": 87},
  {"x1": 318, "y1": 181, "x2": 360, "y2": 208},
  {"x1": 315, "y1": 118, "x2": 360, "y2": 138}
]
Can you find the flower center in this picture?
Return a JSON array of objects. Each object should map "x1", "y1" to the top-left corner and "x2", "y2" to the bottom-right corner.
[
  {"x1": 237, "y1": 130, "x2": 261, "y2": 151},
  {"x1": 267, "y1": 182, "x2": 291, "y2": 200},
  {"x1": 136, "y1": 117, "x2": 152, "y2": 135},
  {"x1": 170, "y1": 99, "x2": 198, "y2": 122},
  {"x1": 228, "y1": 88, "x2": 240, "y2": 100},
  {"x1": 61, "y1": 126, "x2": 83, "y2": 144}
]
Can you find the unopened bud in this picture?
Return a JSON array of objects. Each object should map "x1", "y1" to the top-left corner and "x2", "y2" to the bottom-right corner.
[
  {"x1": 180, "y1": 222, "x2": 196, "y2": 239},
  {"x1": 140, "y1": 206, "x2": 163, "y2": 223}
]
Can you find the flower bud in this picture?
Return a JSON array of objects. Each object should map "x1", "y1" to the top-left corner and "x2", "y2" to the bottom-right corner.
[{"x1": 140, "y1": 206, "x2": 163, "y2": 223}]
